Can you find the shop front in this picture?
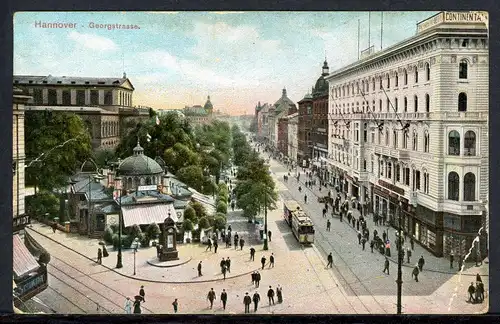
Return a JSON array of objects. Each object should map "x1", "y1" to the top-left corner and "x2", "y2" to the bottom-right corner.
[
  {"x1": 443, "y1": 213, "x2": 484, "y2": 259},
  {"x1": 411, "y1": 205, "x2": 443, "y2": 257}
]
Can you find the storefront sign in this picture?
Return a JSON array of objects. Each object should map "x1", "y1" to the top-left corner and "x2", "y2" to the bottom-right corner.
[
  {"x1": 15, "y1": 271, "x2": 46, "y2": 298},
  {"x1": 417, "y1": 11, "x2": 487, "y2": 33},
  {"x1": 378, "y1": 180, "x2": 405, "y2": 196},
  {"x1": 13, "y1": 215, "x2": 30, "y2": 232}
]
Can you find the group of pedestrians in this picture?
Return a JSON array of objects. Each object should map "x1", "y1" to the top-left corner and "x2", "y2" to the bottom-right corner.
[
  {"x1": 468, "y1": 273, "x2": 486, "y2": 304},
  {"x1": 124, "y1": 285, "x2": 146, "y2": 314}
]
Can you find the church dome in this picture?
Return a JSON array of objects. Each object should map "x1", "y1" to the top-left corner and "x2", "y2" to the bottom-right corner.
[
  {"x1": 117, "y1": 140, "x2": 164, "y2": 176},
  {"x1": 313, "y1": 76, "x2": 328, "y2": 95},
  {"x1": 204, "y1": 95, "x2": 213, "y2": 111}
]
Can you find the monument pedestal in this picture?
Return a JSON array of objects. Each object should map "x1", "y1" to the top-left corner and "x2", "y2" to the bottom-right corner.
[{"x1": 159, "y1": 249, "x2": 179, "y2": 262}]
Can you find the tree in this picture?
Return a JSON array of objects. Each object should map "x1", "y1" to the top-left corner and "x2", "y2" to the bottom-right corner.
[
  {"x1": 148, "y1": 107, "x2": 156, "y2": 118},
  {"x1": 216, "y1": 201, "x2": 227, "y2": 214},
  {"x1": 93, "y1": 148, "x2": 116, "y2": 168},
  {"x1": 176, "y1": 165, "x2": 207, "y2": 193},
  {"x1": 129, "y1": 224, "x2": 142, "y2": 238},
  {"x1": 164, "y1": 143, "x2": 200, "y2": 175},
  {"x1": 182, "y1": 219, "x2": 194, "y2": 232},
  {"x1": 146, "y1": 223, "x2": 161, "y2": 240},
  {"x1": 25, "y1": 191, "x2": 59, "y2": 219},
  {"x1": 198, "y1": 217, "x2": 210, "y2": 230},
  {"x1": 25, "y1": 111, "x2": 92, "y2": 191},
  {"x1": 236, "y1": 181, "x2": 278, "y2": 219},
  {"x1": 190, "y1": 201, "x2": 207, "y2": 219},
  {"x1": 183, "y1": 206, "x2": 197, "y2": 223}
]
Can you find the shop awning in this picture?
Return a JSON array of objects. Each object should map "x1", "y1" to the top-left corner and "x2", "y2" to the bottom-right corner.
[
  {"x1": 122, "y1": 203, "x2": 177, "y2": 227},
  {"x1": 13, "y1": 234, "x2": 40, "y2": 279}
]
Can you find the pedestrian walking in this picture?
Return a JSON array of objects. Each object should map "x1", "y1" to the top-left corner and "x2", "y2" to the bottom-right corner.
[
  {"x1": 458, "y1": 255, "x2": 463, "y2": 271},
  {"x1": 410, "y1": 237, "x2": 414, "y2": 250},
  {"x1": 382, "y1": 231, "x2": 387, "y2": 243},
  {"x1": 383, "y1": 257, "x2": 390, "y2": 275},
  {"x1": 468, "y1": 282, "x2": 476, "y2": 303},
  {"x1": 268, "y1": 230, "x2": 272, "y2": 242},
  {"x1": 327, "y1": 253, "x2": 333, "y2": 268},
  {"x1": 240, "y1": 238, "x2": 245, "y2": 250},
  {"x1": 323, "y1": 208, "x2": 327, "y2": 218},
  {"x1": 412, "y1": 265, "x2": 420, "y2": 282},
  {"x1": 261, "y1": 256, "x2": 267, "y2": 270},
  {"x1": 304, "y1": 194, "x2": 308, "y2": 204},
  {"x1": 133, "y1": 297, "x2": 142, "y2": 314},
  {"x1": 352, "y1": 216, "x2": 356, "y2": 228},
  {"x1": 477, "y1": 281, "x2": 485, "y2": 303},
  {"x1": 234, "y1": 236, "x2": 238, "y2": 249},
  {"x1": 198, "y1": 261, "x2": 203, "y2": 276},
  {"x1": 206, "y1": 238, "x2": 212, "y2": 251},
  {"x1": 269, "y1": 253, "x2": 275, "y2": 268},
  {"x1": 225, "y1": 236, "x2": 230, "y2": 248},
  {"x1": 450, "y1": 251, "x2": 454, "y2": 269},
  {"x1": 253, "y1": 291, "x2": 260, "y2": 312},
  {"x1": 267, "y1": 286, "x2": 275, "y2": 305},
  {"x1": 222, "y1": 264, "x2": 227, "y2": 280},
  {"x1": 255, "y1": 271, "x2": 261, "y2": 287},
  {"x1": 251, "y1": 271, "x2": 256, "y2": 285},
  {"x1": 102, "y1": 245, "x2": 109, "y2": 257},
  {"x1": 418, "y1": 256, "x2": 425, "y2": 272},
  {"x1": 356, "y1": 219, "x2": 360, "y2": 231},
  {"x1": 226, "y1": 257, "x2": 231, "y2": 273},
  {"x1": 243, "y1": 292, "x2": 252, "y2": 313},
  {"x1": 476, "y1": 273, "x2": 482, "y2": 283},
  {"x1": 172, "y1": 298, "x2": 178, "y2": 313},
  {"x1": 276, "y1": 285, "x2": 283, "y2": 303},
  {"x1": 250, "y1": 247, "x2": 256, "y2": 261},
  {"x1": 124, "y1": 297, "x2": 132, "y2": 314},
  {"x1": 361, "y1": 237, "x2": 367, "y2": 251},
  {"x1": 326, "y1": 219, "x2": 331, "y2": 231},
  {"x1": 221, "y1": 289, "x2": 228, "y2": 310},
  {"x1": 139, "y1": 285, "x2": 146, "y2": 302},
  {"x1": 207, "y1": 288, "x2": 216, "y2": 309},
  {"x1": 370, "y1": 240, "x2": 374, "y2": 253},
  {"x1": 214, "y1": 240, "x2": 218, "y2": 253},
  {"x1": 407, "y1": 247, "x2": 412, "y2": 264},
  {"x1": 97, "y1": 248, "x2": 102, "y2": 264},
  {"x1": 51, "y1": 221, "x2": 57, "y2": 233},
  {"x1": 357, "y1": 231, "x2": 362, "y2": 244},
  {"x1": 231, "y1": 201, "x2": 235, "y2": 211}
]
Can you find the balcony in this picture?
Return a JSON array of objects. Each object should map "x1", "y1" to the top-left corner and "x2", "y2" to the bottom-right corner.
[
  {"x1": 331, "y1": 137, "x2": 345, "y2": 146},
  {"x1": 398, "y1": 150, "x2": 410, "y2": 160}
]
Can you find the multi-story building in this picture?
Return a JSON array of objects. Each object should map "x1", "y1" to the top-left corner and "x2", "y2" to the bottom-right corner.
[
  {"x1": 256, "y1": 103, "x2": 270, "y2": 142},
  {"x1": 268, "y1": 88, "x2": 296, "y2": 149},
  {"x1": 277, "y1": 104, "x2": 298, "y2": 156},
  {"x1": 12, "y1": 87, "x2": 49, "y2": 309},
  {"x1": 297, "y1": 92, "x2": 313, "y2": 168},
  {"x1": 13, "y1": 74, "x2": 149, "y2": 150},
  {"x1": 287, "y1": 112, "x2": 299, "y2": 164},
  {"x1": 182, "y1": 96, "x2": 214, "y2": 126},
  {"x1": 325, "y1": 11, "x2": 488, "y2": 258}
]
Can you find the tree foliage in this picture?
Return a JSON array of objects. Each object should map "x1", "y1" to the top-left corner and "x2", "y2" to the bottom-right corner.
[
  {"x1": 198, "y1": 216, "x2": 210, "y2": 230},
  {"x1": 190, "y1": 201, "x2": 207, "y2": 219},
  {"x1": 25, "y1": 111, "x2": 92, "y2": 191},
  {"x1": 93, "y1": 148, "x2": 116, "y2": 168},
  {"x1": 25, "y1": 191, "x2": 60, "y2": 219},
  {"x1": 183, "y1": 206, "x2": 197, "y2": 224}
]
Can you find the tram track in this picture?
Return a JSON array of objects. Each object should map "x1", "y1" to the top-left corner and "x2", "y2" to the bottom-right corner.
[{"x1": 276, "y1": 170, "x2": 389, "y2": 314}]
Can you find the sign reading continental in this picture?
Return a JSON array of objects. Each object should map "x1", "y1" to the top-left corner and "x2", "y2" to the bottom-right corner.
[{"x1": 417, "y1": 11, "x2": 487, "y2": 33}]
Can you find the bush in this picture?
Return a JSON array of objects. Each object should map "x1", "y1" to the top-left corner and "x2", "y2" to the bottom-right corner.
[
  {"x1": 216, "y1": 201, "x2": 227, "y2": 214},
  {"x1": 214, "y1": 215, "x2": 226, "y2": 230},
  {"x1": 183, "y1": 206, "x2": 197, "y2": 222},
  {"x1": 110, "y1": 224, "x2": 119, "y2": 233},
  {"x1": 218, "y1": 193, "x2": 229, "y2": 204},
  {"x1": 146, "y1": 223, "x2": 161, "y2": 240},
  {"x1": 139, "y1": 232, "x2": 150, "y2": 248},
  {"x1": 104, "y1": 227, "x2": 114, "y2": 245},
  {"x1": 198, "y1": 217, "x2": 210, "y2": 230},
  {"x1": 183, "y1": 219, "x2": 194, "y2": 232},
  {"x1": 122, "y1": 235, "x2": 134, "y2": 248},
  {"x1": 26, "y1": 192, "x2": 59, "y2": 219},
  {"x1": 218, "y1": 183, "x2": 228, "y2": 193},
  {"x1": 129, "y1": 224, "x2": 142, "y2": 238}
]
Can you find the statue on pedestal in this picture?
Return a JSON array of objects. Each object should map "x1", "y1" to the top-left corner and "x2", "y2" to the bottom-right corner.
[{"x1": 159, "y1": 214, "x2": 179, "y2": 261}]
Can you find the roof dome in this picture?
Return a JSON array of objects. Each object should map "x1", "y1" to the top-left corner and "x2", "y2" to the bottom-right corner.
[
  {"x1": 313, "y1": 76, "x2": 328, "y2": 96},
  {"x1": 117, "y1": 140, "x2": 164, "y2": 176},
  {"x1": 204, "y1": 95, "x2": 213, "y2": 110},
  {"x1": 303, "y1": 92, "x2": 313, "y2": 100},
  {"x1": 154, "y1": 156, "x2": 166, "y2": 169}
]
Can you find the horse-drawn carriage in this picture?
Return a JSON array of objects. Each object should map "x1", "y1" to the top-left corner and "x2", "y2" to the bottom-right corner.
[{"x1": 317, "y1": 196, "x2": 333, "y2": 205}]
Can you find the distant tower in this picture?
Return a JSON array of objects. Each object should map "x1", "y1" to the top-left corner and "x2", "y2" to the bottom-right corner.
[
  {"x1": 204, "y1": 95, "x2": 213, "y2": 115},
  {"x1": 322, "y1": 60, "x2": 329, "y2": 76},
  {"x1": 123, "y1": 72, "x2": 127, "y2": 78},
  {"x1": 282, "y1": 88, "x2": 287, "y2": 97}
]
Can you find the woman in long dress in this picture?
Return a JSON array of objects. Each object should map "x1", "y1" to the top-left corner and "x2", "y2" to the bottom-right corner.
[{"x1": 124, "y1": 297, "x2": 132, "y2": 314}]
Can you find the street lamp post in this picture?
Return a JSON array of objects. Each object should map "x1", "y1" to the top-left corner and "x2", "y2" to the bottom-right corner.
[
  {"x1": 133, "y1": 238, "x2": 139, "y2": 275},
  {"x1": 396, "y1": 197, "x2": 403, "y2": 314},
  {"x1": 263, "y1": 190, "x2": 268, "y2": 251},
  {"x1": 114, "y1": 176, "x2": 123, "y2": 269}
]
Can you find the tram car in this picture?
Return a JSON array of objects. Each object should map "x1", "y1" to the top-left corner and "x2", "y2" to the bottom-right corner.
[{"x1": 283, "y1": 200, "x2": 315, "y2": 244}]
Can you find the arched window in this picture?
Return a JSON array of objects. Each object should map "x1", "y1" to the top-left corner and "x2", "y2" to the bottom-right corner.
[
  {"x1": 394, "y1": 97, "x2": 398, "y2": 112},
  {"x1": 363, "y1": 159, "x2": 367, "y2": 171},
  {"x1": 379, "y1": 99, "x2": 382, "y2": 112},
  {"x1": 424, "y1": 130, "x2": 429, "y2": 152},
  {"x1": 414, "y1": 95, "x2": 418, "y2": 112},
  {"x1": 404, "y1": 69, "x2": 408, "y2": 85},
  {"x1": 385, "y1": 129, "x2": 389, "y2": 145},
  {"x1": 372, "y1": 78, "x2": 375, "y2": 91},
  {"x1": 146, "y1": 177, "x2": 151, "y2": 185},
  {"x1": 413, "y1": 130, "x2": 418, "y2": 151},
  {"x1": 393, "y1": 130, "x2": 398, "y2": 148},
  {"x1": 425, "y1": 94, "x2": 430, "y2": 113},
  {"x1": 459, "y1": 59, "x2": 468, "y2": 79},
  {"x1": 404, "y1": 97, "x2": 408, "y2": 112},
  {"x1": 448, "y1": 130, "x2": 460, "y2": 155},
  {"x1": 127, "y1": 177, "x2": 132, "y2": 190},
  {"x1": 414, "y1": 67, "x2": 419, "y2": 83},
  {"x1": 448, "y1": 172, "x2": 460, "y2": 201},
  {"x1": 463, "y1": 172, "x2": 476, "y2": 201},
  {"x1": 388, "y1": 162, "x2": 392, "y2": 179},
  {"x1": 395, "y1": 73, "x2": 399, "y2": 87},
  {"x1": 386, "y1": 99, "x2": 390, "y2": 112},
  {"x1": 464, "y1": 130, "x2": 476, "y2": 156},
  {"x1": 403, "y1": 131, "x2": 408, "y2": 149},
  {"x1": 425, "y1": 63, "x2": 430, "y2": 81},
  {"x1": 386, "y1": 74, "x2": 390, "y2": 88},
  {"x1": 458, "y1": 93, "x2": 467, "y2": 112}
]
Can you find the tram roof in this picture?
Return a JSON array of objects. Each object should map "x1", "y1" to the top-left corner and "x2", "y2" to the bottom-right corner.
[{"x1": 284, "y1": 200, "x2": 301, "y2": 211}]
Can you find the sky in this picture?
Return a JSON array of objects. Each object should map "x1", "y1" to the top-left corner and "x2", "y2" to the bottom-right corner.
[{"x1": 14, "y1": 11, "x2": 438, "y2": 115}]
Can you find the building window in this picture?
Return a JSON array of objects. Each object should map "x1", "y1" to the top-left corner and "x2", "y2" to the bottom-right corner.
[
  {"x1": 448, "y1": 172, "x2": 460, "y2": 201},
  {"x1": 388, "y1": 162, "x2": 392, "y2": 179},
  {"x1": 33, "y1": 89, "x2": 43, "y2": 104},
  {"x1": 371, "y1": 156, "x2": 374, "y2": 173},
  {"x1": 379, "y1": 99, "x2": 382, "y2": 112},
  {"x1": 90, "y1": 90, "x2": 99, "y2": 105},
  {"x1": 48, "y1": 89, "x2": 57, "y2": 105},
  {"x1": 464, "y1": 130, "x2": 476, "y2": 156},
  {"x1": 425, "y1": 94, "x2": 430, "y2": 112},
  {"x1": 414, "y1": 95, "x2": 418, "y2": 112},
  {"x1": 425, "y1": 63, "x2": 430, "y2": 81},
  {"x1": 62, "y1": 90, "x2": 71, "y2": 105},
  {"x1": 385, "y1": 129, "x2": 389, "y2": 145},
  {"x1": 372, "y1": 78, "x2": 375, "y2": 91},
  {"x1": 395, "y1": 73, "x2": 399, "y2": 87},
  {"x1": 423, "y1": 172, "x2": 429, "y2": 194},
  {"x1": 424, "y1": 131, "x2": 429, "y2": 152},
  {"x1": 393, "y1": 130, "x2": 398, "y2": 148},
  {"x1": 386, "y1": 98, "x2": 390, "y2": 112},
  {"x1": 459, "y1": 59, "x2": 468, "y2": 79},
  {"x1": 363, "y1": 123, "x2": 367, "y2": 142},
  {"x1": 380, "y1": 160, "x2": 384, "y2": 176},
  {"x1": 415, "y1": 170, "x2": 421, "y2": 190},
  {"x1": 403, "y1": 132, "x2": 408, "y2": 149},
  {"x1": 414, "y1": 67, "x2": 419, "y2": 83},
  {"x1": 404, "y1": 97, "x2": 408, "y2": 112},
  {"x1": 412, "y1": 130, "x2": 418, "y2": 151},
  {"x1": 386, "y1": 74, "x2": 390, "y2": 88},
  {"x1": 404, "y1": 167, "x2": 410, "y2": 186},
  {"x1": 404, "y1": 69, "x2": 408, "y2": 85},
  {"x1": 396, "y1": 164, "x2": 401, "y2": 182},
  {"x1": 104, "y1": 91, "x2": 112, "y2": 105},
  {"x1": 379, "y1": 78, "x2": 383, "y2": 90},
  {"x1": 458, "y1": 93, "x2": 467, "y2": 112},
  {"x1": 463, "y1": 172, "x2": 476, "y2": 201},
  {"x1": 448, "y1": 130, "x2": 460, "y2": 155}
]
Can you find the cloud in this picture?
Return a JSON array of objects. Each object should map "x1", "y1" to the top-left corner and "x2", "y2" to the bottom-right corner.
[{"x1": 67, "y1": 31, "x2": 117, "y2": 51}]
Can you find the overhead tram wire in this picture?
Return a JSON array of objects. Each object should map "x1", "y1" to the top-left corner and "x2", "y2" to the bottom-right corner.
[
  {"x1": 357, "y1": 84, "x2": 385, "y2": 132},
  {"x1": 379, "y1": 83, "x2": 411, "y2": 133}
]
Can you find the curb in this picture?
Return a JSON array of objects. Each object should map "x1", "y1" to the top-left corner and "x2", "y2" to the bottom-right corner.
[
  {"x1": 27, "y1": 227, "x2": 262, "y2": 284},
  {"x1": 146, "y1": 257, "x2": 192, "y2": 268},
  {"x1": 273, "y1": 165, "x2": 487, "y2": 277}
]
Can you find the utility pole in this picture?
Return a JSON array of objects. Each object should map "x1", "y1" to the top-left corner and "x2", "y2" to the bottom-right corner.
[{"x1": 396, "y1": 197, "x2": 403, "y2": 314}]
